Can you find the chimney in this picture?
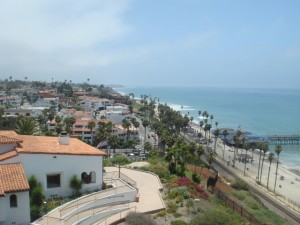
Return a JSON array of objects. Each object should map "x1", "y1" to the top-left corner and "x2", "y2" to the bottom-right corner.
[{"x1": 58, "y1": 131, "x2": 70, "y2": 145}]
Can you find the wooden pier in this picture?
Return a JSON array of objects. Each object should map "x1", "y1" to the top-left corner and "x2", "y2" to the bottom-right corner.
[{"x1": 267, "y1": 135, "x2": 300, "y2": 145}]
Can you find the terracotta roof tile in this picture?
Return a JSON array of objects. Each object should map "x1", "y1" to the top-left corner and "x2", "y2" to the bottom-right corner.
[
  {"x1": 0, "y1": 131, "x2": 107, "y2": 158},
  {"x1": 16, "y1": 135, "x2": 106, "y2": 156},
  {"x1": 0, "y1": 163, "x2": 30, "y2": 196},
  {"x1": 0, "y1": 135, "x2": 23, "y2": 144}
]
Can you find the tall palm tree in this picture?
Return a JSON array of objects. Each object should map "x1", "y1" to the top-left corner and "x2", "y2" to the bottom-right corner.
[
  {"x1": 267, "y1": 153, "x2": 275, "y2": 190},
  {"x1": 215, "y1": 121, "x2": 218, "y2": 128},
  {"x1": 213, "y1": 128, "x2": 220, "y2": 152},
  {"x1": 243, "y1": 141, "x2": 250, "y2": 176},
  {"x1": 210, "y1": 114, "x2": 214, "y2": 125},
  {"x1": 87, "y1": 120, "x2": 96, "y2": 145},
  {"x1": 206, "y1": 150, "x2": 217, "y2": 169},
  {"x1": 122, "y1": 118, "x2": 131, "y2": 142},
  {"x1": 257, "y1": 141, "x2": 266, "y2": 182},
  {"x1": 15, "y1": 117, "x2": 38, "y2": 135},
  {"x1": 142, "y1": 119, "x2": 150, "y2": 153},
  {"x1": 196, "y1": 145, "x2": 205, "y2": 174},
  {"x1": 232, "y1": 134, "x2": 239, "y2": 167},
  {"x1": 259, "y1": 143, "x2": 268, "y2": 183},
  {"x1": 222, "y1": 129, "x2": 229, "y2": 159},
  {"x1": 274, "y1": 144, "x2": 283, "y2": 193},
  {"x1": 108, "y1": 135, "x2": 120, "y2": 154}
]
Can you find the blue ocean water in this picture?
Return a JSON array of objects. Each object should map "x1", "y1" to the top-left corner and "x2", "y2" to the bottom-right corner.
[{"x1": 116, "y1": 86, "x2": 300, "y2": 169}]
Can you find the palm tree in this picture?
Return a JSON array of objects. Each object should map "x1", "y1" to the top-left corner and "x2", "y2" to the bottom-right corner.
[
  {"x1": 122, "y1": 118, "x2": 131, "y2": 142},
  {"x1": 87, "y1": 120, "x2": 96, "y2": 145},
  {"x1": 210, "y1": 114, "x2": 214, "y2": 125},
  {"x1": 142, "y1": 119, "x2": 150, "y2": 153},
  {"x1": 15, "y1": 117, "x2": 38, "y2": 135},
  {"x1": 274, "y1": 144, "x2": 283, "y2": 193},
  {"x1": 243, "y1": 141, "x2": 250, "y2": 175},
  {"x1": 257, "y1": 141, "x2": 266, "y2": 182},
  {"x1": 196, "y1": 145, "x2": 205, "y2": 174},
  {"x1": 199, "y1": 121, "x2": 204, "y2": 133},
  {"x1": 222, "y1": 129, "x2": 229, "y2": 159},
  {"x1": 213, "y1": 128, "x2": 220, "y2": 152},
  {"x1": 206, "y1": 150, "x2": 217, "y2": 169},
  {"x1": 232, "y1": 134, "x2": 239, "y2": 167},
  {"x1": 259, "y1": 143, "x2": 268, "y2": 183},
  {"x1": 267, "y1": 153, "x2": 275, "y2": 190},
  {"x1": 108, "y1": 135, "x2": 120, "y2": 154},
  {"x1": 188, "y1": 142, "x2": 197, "y2": 172},
  {"x1": 215, "y1": 121, "x2": 218, "y2": 128}
]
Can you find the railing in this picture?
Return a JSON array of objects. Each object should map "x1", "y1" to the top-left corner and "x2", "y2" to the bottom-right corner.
[
  {"x1": 212, "y1": 188, "x2": 262, "y2": 225},
  {"x1": 95, "y1": 205, "x2": 137, "y2": 225},
  {"x1": 104, "y1": 171, "x2": 137, "y2": 189}
]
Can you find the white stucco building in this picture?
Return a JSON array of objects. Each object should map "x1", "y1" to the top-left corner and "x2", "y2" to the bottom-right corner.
[{"x1": 0, "y1": 131, "x2": 107, "y2": 224}]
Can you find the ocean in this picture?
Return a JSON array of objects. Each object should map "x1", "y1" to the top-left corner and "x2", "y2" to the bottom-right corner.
[{"x1": 116, "y1": 86, "x2": 300, "y2": 170}]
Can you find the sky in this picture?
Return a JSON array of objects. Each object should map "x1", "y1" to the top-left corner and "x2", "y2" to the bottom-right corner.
[{"x1": 0, "y1": 0, "x2": 300, "y2": 88}]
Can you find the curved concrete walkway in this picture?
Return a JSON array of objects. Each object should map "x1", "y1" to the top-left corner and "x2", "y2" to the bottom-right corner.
[
  {"x1": 97, "y1": 167, "x2": 165, "y2": 224},
  {"x1": 105, "y1": 167, "x2": 165, "y2": 213}
]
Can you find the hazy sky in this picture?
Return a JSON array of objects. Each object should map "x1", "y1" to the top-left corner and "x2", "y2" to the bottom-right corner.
[{"x1": 1, "y1": 0, "x2": 300, "y2": 88}]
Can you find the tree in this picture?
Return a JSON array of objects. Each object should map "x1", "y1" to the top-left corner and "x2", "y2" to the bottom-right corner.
[
  {"x1": 259, "y1": 143, "x2": 268, "y2": 183},
  {"x1": 108, "y1": 135, "x2": 120, "y2": 154},
  {"x1": 206, "y1": 150, "x2": 217, "y2": 169},
  {"x1": 64, "y1": 117, "x2": 75, "y2": 134},
  {"x1": 196, "y1": 145, "x2": 205, "y2": 174},
  {"x1": 142, "y1": 119, "x2": 150, "y2": 153},
  {"x1": 274, "y1": 144, "x2": 282, "y2": 193},
  {"x1": 267, "y1": 153, "x2": 274, "y2": 190},
  {"x1": 243, "y1": 141, "x2": 250, "y2": 176},
  {"x1": 15, "y1": 117, "x2": 38, "y2": 135},
  {"x1": 111, "y1": 153, "x2": 131, "y2": 178},
  {"x1": 257, "y1": 141, "x2": 267, "y2": 182},
  {"x1": 222, "y1": 129, "x2": 229, "y2": 159},
  {"x1": 122, "y1": 118, "x2": 131, "y2": 142},
  {"x1": 210, "y1": 114, "x2": 214, "y2": 125},
  {"x1": 213, "y1": 128, "x2": 220, "y2": 152},
  {"x1": 87, "y1": 120, "x2": 96, "y2": 145},
  {"x1": 69, "y1": 175, "x2": 83, "y2": 196}
]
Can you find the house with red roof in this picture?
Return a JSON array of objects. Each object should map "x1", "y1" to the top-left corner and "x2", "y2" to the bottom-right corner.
[{"x1": 0, "y1": 130, "x2": 107, "y2": 224}]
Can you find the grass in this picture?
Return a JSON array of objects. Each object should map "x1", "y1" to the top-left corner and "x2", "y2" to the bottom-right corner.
[{"x1": 231, "y1": 190, "x2": 293, "y2": 225}]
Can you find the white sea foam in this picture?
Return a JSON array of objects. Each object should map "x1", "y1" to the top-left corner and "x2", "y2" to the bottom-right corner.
[{"x1": 168, "y1": 103, "x2": 196, "y2": 112}]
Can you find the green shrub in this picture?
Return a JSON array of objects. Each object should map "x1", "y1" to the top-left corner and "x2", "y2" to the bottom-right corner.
[
  {"x1": 69, "y1": 175, "x2": 83, "y2": 196},
  {"x1": 232, "y1": 190, "x2": 247, "y2": 201},
  {"x1": 192, "y1": 173, "x2": 200, "y2": 184},
  {"x1": 231, "y1": 179, "x2": 248, "y2": 191},
  {"x1": 167, "y1": 201, "x2": 178, "y2": 213},
  {"x1": 190, "y1": 209, "x2": 239, "y2": 225},
  {"x1": 30, "y1": 183, "x2": 44, "y2": 206},
  {"x1": 157, "y1": 210, "x2": 167, "y2": 217},
  {"x1": 171, "y1": 220, "x2": 188, "y2": 225},
  {"x1": 170, "y1": 186, "x2": 190, "y2": 199},
  {"x1": 173, "y1": 212, "x2": 182, "y2": 218},
  {"x1": 125, "y1": 212, "x2": 157, "y2": 225}
]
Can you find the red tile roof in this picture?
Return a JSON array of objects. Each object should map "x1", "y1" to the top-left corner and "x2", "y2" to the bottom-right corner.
[
  {"x1": 0, "y1": 131, "x2": 107, "y2": 161},
  {"x1": 0, "y1": 135, "x2": 23, "y2": 144},
  {"x1": 0, "y1": 163, "x2": 30, "y2": 196}
]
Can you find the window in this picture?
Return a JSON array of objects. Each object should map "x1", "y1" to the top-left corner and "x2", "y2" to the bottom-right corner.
[
  {"x1": 10, "y1": 194, "x2": 17, "y2": 207},
  {"x1": 90, "y1": 171, "x2": 96, "y2": 183},
  {"x1": 47, "y1": 174, "x2": 61, "y2": 188},
  {"x1": 81, "y1": 172, "x2": 89, "y2": 184}
]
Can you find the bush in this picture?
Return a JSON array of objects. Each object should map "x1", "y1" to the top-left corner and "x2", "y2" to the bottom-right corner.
[
  {"x1": 191, "y1": 209, "x2": 239, "y2": 225},
  {"x1": 232, "y1": 190, "x2": 247, "y2": 201},
  {"x1": 125, "y1": 212, "x2": 157, "y2": 225},
  {"x1": 170, "y1": 186, "x2": 190, "y2": 199},
  {"x1": 167, "y1": 201, "x2": 179, "y2": 213},
  {"x1": 157, "y1": 210, "x2": 167, "y2": 217},
  {"x1": 30, "y1": 183, "x2": 44, "y2": 206},
  {"x1": 231, "y1": 179, "x2": 248, "y2": 191},
  {"x1": 173, "y1": 212, "x2": 182, "y2": 218},
  {"x1": 69, "y1": 175, "x2": 83, "y2": 196},
  {"x1": 171, "y1": 220, "x2": 188, "y2": 225},
  {"x1": 192, "y1": 173, "x2": 200, "y2": 184}
]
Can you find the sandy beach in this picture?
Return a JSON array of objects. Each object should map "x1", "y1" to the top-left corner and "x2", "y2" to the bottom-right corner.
[{"x1": 190, "y1": 124, "x2": 300, "y2": 210}]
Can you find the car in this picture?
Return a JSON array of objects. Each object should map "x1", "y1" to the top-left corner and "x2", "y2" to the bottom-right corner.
[{"x1": 139, "y1": 153, "x2": 147, "y2": 160}]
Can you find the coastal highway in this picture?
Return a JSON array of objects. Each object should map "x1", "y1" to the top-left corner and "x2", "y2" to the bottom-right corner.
[{"x1": 184, "y1": 131, "x2": 300, "y2": 224}]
